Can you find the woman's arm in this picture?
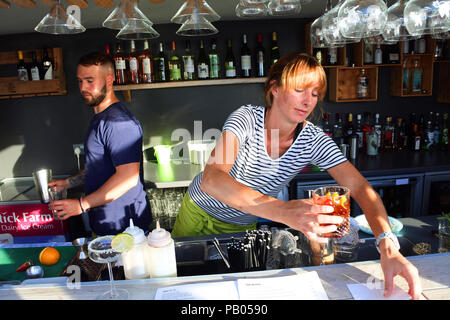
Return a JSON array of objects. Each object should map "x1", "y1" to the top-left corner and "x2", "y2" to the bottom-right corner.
[
  {"x1": 200, "y1": 131, "x2": 342, "y2": 241},
  {"x1": 327, "y1": 161, "x2": 421, "y2": 299}
]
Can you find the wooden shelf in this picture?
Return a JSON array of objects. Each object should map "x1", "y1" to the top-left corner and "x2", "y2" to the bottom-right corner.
[
  {"x1": 328, "y1": 66, "x2": 378, "y2": 102},
  {"x1": 114, "y1": 77, "x2": 267, "y2": 102},
  {"x1": 0, "y1": 48, "x2": 66, "y2": 99}
]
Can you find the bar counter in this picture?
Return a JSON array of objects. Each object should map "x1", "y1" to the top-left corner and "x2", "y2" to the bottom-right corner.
[{"x1": 0, "y1": 253, "x2": 448, "y2": 300}]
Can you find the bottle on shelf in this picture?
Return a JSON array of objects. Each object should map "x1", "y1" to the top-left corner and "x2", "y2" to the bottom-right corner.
[
  {"x1": 30, "y1": 51, "x2": 40, "y2": 81},
  {"x1": 209, "y1": 39, "x2": 220, "y2": 79},
  {"x1": 127, "y1": 40, "x2": 139, "y2": 84},
  {"x1": 440, "y1": 112, "x2": 449, "y2": 151},
  {"x1": 255, "y1": 33, "x2": 265, "y2": 77},
  {"x1": 322, "y1": 112, "x2": 332, "y2": 137},
  {"x1": 402, "y1": 58, "x2": 410, "y2": 92},
  {"x1": 241, "y1": 34, "x2": 252, "y2": 78},
  {"x1": 383, "y1": 116, "x2": 394, "y2": 150},
  {"x1": 168, "y1": 40, "x2": 182, "y2": 81},
  {"x1": 409, "y1": 113, "x2": 421, "y2": 151},
  {"x1": 139, "y1": 39, "x2": 154, "y2": 83},
  {"x1": 114, "y1": 42, "x2": 127, "y2": 85},
  {"x1": 374, "y1": 113, "x2": 383, "y2": 150},
  {"x1": 364, "y1": 39, "x2": 373, "y2": 64},
  {"x1": 417, "y1": 114, "x2": 425, "y2": 151},
  {"x1": 197, "y1": 40, "x2": 209, "y2": 80},
  {"x1": 362, "y1": 112, "x2": 373, "y2": 151},
  {"x1": 270, "y1": 31, "x2": 280, "y2": 67},
  {"x1": 355, "y1": 113, "x2": 364, "y2": 150},
  {"x1": 224, "y1": 39, "x2": 237, "y2": 78},
  {"x1": 328, "y1": 47, "x2": 337, "y2": 66},
  {"x1": 422, "y1": 119, "x2": 434, "y2": 151},
  {"x1": 433, "y1": 112, "x2": 441, "y2": 147},
  {"x1": 388, "y1": 44, "x2": 400, "y2": 64},
  {"x1": 435, "y1": 39, "x2": 444, "y2": 60},
  {"x1": 154, "y1": 42, "x2": 167, "y2": 82},
  {"x1": 182, "y1": 40, "x2": 195, "y2": 81},
  {"x1": 394, "y1": 118, "x2": 406, "y2": 150},
  {"x1": 333, "y1": 113, "x2": 344, "y2": 146},
  {"x1": 374, "y1": 44, "x2": 383, "y2": 64},
  {"x1": 366, "y1": 125, "x2": 379, "y2": 156},
  {"x1": 417, "y1": 37, "x2": 426, "y2": 54},
  {"x1": 357, "y1": 68, "x2": 369, "y2": 99},
  {"x1": 17, "y1": 50, "x2": 29, "y2": 81},
  {"x1": 42, "y1": 47, "x2": 54, "y2": 80},
  {"x1": 402, "y1": 40, "x2": 409, "y2": 54},
  {"x1": 411, "y1": 59, "x2": 423, "y2": 93},
  {"x1": 344, "y1": 113, "x2": 355, "y2": 144}
]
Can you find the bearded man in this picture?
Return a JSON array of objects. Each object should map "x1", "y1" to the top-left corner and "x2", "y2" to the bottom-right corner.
[{"x1": 49, "y1": 52, "x2": 152, "y2": 236}]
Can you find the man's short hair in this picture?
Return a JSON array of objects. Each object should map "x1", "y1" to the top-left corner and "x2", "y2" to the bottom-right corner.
[{"x1": 78, "y1": 52, "x2": 114, "y2": 72}]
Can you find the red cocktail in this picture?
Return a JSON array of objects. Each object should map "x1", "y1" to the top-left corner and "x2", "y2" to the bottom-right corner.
[{"x1": 313, "y1": 186, "x2": 350, "y2": 238}]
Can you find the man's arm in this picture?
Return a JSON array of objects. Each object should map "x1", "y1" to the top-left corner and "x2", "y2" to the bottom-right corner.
[
  {"x1": 67, "y1": 169, "x2": 86, "y2": 188},
  {"x1": 79, "y1": 162, "x2": 140, "y2": 211}
]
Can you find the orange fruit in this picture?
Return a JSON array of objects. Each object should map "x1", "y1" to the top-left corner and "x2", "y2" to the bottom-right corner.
[{"x1": 39, "y1": 247, "x2": 60, "y2": 266}]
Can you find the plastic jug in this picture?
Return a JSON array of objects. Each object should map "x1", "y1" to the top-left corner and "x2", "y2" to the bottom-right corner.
[
  {"x1": 122, "y1": 219, "x2": 151, "y2": 280},
  {"x1": 146, "y1": 220, "x2": 177, "y2": 278}
]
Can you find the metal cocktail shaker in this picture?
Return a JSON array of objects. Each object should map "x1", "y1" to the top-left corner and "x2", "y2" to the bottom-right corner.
[{"x1": 32, "y1": 169, "x2": 52, "y2": 203}]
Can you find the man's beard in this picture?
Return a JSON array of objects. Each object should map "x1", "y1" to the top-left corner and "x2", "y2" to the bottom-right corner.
[{"x1": 81, "y1": 84, "x2": 106, "y2": 107}]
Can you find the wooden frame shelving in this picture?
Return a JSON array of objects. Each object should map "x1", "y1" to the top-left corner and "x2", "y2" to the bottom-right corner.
[
  {"x1": 0, "y1": 47, "x2": 66, "y2": 99},
  {"x1": 114, "y1": 77, "x2": 267, "y2": 102}
]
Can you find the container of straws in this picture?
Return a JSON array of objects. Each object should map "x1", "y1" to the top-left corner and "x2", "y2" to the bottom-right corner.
[{"x1": 226, "y1": 230, "x2": 272, "y2": 272}]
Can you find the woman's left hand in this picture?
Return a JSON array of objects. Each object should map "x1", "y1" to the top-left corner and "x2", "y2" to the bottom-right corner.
[{"x1": 380, "y1": 245, "x2": 422, "y2": 300}]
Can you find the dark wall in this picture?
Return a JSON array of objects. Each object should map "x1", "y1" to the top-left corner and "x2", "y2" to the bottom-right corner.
[{"x1": 0, "y1": 18, "x2": 448, "y2": 178}]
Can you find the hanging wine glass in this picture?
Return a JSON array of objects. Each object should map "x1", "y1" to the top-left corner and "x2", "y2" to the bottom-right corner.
[
  {"x1": 337, "y1": 0, "x2": 388, "y2": 39},
  {"x1": 236, "y1": 0, "x2": 268, "y2": 18},
  {"x1": 404, "y1": 0, "x2": 450, "y2": 37},
  {"x1": 310, "y1": 0, "x2": 334, "y2": 48},
  {"x1": 268, "y1": 0, "x2": 301, "y2": 16},
  {"x1": 322, "y1": 0, "x2": 361, "y2": 46},
  {"x1": 382, "y1": 0, "x2": 420, "y2": 42}
]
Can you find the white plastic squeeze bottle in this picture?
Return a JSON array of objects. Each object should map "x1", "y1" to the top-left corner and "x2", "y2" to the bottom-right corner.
[
  {"x1": 122, "y1": 219, "x2": 151, "y2": 280},
  {"x1": 146, "y1": 220, "x2": 177, "y2": 278}
]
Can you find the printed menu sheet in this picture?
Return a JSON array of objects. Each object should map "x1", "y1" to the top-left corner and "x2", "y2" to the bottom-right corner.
[
  {"x1": 237, "y1": 272, "x2": 329, "y2": 300},
  {"x1": 154, "y1": 271, "x2": 329, "y2": 300},
  {"x1": 347, "y1": 283, "x2": 411, "y2": 300}
]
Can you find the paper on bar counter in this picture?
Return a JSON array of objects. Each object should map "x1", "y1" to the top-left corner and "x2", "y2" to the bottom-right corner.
[
  {"x1": 154, "y1": 280, "x2": 239, "y2": 300},
  {"x1": 154, "y1": 271, "x2": 329, "y2": 300},
  {"x1": 347, "y1": 283, "x2": 411, "y2": 300},
  {"x1": 237, "y1": 272, "x2": 328, "y2": 300}
]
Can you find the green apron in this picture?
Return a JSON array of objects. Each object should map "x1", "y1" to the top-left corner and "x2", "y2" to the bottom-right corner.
[{"x1": 171, "y1": 192, "x2": 257, "y2": 238}]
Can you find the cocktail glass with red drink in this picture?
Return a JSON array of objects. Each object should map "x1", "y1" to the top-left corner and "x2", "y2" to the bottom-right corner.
[{"x1": 313, "y1": 186, "x2": 350, "y2": 238}]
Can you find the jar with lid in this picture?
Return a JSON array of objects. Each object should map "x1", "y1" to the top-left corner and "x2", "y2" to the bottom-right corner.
[
  {"x1": 146, "y1": 220, "x2": 177, "y2": 278},
  {"x1": 122, "y1": 219, "x2": 151, "y2": 280}
]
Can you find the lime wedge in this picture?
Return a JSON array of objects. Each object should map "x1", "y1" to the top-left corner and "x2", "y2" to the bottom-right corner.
[{"x1": 111, "y1": 233, "x2": 134, "y2": 253}]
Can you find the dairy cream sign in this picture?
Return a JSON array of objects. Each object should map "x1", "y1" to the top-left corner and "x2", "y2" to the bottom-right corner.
[{"x1": 0, "y1": 204, "x2": 65, "y2": 238}]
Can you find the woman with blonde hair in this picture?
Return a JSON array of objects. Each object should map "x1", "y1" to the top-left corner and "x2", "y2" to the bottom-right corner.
[{"x1": 172, "y1": 52, "x2": 421, "y2": 299}]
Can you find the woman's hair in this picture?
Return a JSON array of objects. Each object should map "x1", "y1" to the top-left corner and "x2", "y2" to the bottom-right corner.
[{"x1": 264, "y1": 52, "x2": 327, "y2": 108}]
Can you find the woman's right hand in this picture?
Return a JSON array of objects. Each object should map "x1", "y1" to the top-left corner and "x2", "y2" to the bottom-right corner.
[
  {"x1": 48, "y1": 178, "x2": 70, "y2": 192},
  {"x1": 279, "y1": 198, "x2": 343, "y2": 243}
]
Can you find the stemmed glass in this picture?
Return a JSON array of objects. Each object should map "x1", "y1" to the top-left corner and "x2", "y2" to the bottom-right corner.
[{"x1": 88, "y1": 236, "x2": 129, "y2": 300}]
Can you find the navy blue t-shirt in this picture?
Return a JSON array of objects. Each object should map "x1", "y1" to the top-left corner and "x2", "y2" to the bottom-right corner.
[{"x1": 84, "y1": 102, "x2": 151, "y2": 235}]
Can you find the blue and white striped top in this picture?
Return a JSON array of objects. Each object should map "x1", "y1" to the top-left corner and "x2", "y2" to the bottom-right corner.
[{"x1": 188, "y1": 105, "x2": 347, "y2": 225}]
